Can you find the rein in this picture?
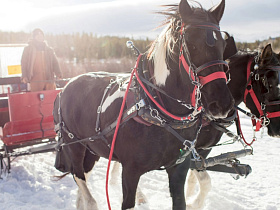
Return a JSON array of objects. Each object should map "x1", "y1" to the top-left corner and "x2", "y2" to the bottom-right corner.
[{"x1": 106, "y1": 67, "x2": 136, "y2": 210}]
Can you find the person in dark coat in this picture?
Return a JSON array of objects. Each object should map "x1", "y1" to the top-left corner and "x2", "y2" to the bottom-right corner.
[{"x1": 21, "y1": 28, "x2": 62, "y2": 91}]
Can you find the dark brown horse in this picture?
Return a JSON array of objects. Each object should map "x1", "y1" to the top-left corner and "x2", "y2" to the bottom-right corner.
[
  {"x1": 185, "y1": 44, "x2": 280, "y2": 209},
  {"x1": 53, "y1": 0, "x2": 234, "y2": 209}
]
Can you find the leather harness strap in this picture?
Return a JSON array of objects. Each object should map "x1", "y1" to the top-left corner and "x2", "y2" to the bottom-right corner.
[{"x1": 244, "y1": 57, "x2": 280, "y2": 120}]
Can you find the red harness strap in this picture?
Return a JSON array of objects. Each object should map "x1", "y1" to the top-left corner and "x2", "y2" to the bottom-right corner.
[
  {"x1": 244, "y1": 57, "x2": 265, "y2": 131},
  {"x1": 243, "y1": 57, "x2": 280, "y2": 131},
  {"x1": 199, "y1": 71, "x2": 227, "y2": 86},
  {"x1": 179, "y1": 52, "x2": 196, "y2": 106},
  {"x1": 267, "y1": 111, "x2": 280, "y2": 118},
  {"x1": 134, "y1": 68, "x2": 199, "y2": 121},
  {"x1": 180, "y1": 52, "x2": 195, "y2": 81},
  {"x1": 243, "y1": 57, "x2": 264, "y2": 116},
  {"x1": 179, "y1": 51, "x2": 228, "y2": 106}
]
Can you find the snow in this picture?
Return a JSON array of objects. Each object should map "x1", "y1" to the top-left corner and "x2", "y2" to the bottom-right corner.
[{"x1": 1, "y1": 105, "x2": 280, "y2": 210}]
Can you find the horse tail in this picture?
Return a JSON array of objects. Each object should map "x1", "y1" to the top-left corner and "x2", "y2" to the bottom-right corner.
[{"x1": 52, "y1": 172, "x2": 70, "y2": 181}]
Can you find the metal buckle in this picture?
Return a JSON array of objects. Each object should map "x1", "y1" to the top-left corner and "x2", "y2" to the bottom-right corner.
[
  {"x1": 68, "y1": 133, "x2": 74, "y2": 139},
  {"x1": 184, "y1": 139, "x2": 200, "y2": 161},
  {"x1": 255, "y1": 73, "x2": 260, "y2": 81},
  {"x1": 149, "y1": 107, "x2": 166, "y2": 125},
  {"x1": 261, "y1": 115, "x2": 270, "y2": 127},
  {"x1": 136, "y1": 99, "x2": 146, "y2": 110},
  {"x1": 261, "y1": 103, "x2": 266, "y2": 110}
]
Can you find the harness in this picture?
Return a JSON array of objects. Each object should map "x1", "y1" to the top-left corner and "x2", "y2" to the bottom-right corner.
[
  {"x1": 208, "y1": 53, "x2": 280, "y2": 148},
  {"x1": 55, "y1": 22, "x2": 237, "y2": 168},
  {"x1": 55, "y1": 55, "x2": 202, "y2": 161},
  {"x1": 244, "y1": 56, "x2": 280, "y2": 131}
]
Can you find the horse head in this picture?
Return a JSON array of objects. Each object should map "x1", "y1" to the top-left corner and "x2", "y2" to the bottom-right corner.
[
  {"x1": 148, "y1": 0, "x2": 234, "y2": 120},
  {"x1": 246, "y1": 44, "x2": 280, "y2": 137}
]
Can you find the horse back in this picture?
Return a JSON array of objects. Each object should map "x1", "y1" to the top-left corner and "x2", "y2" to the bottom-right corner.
[{"x1": 54, "y1": 73, "x2": 120, "y2": 139}]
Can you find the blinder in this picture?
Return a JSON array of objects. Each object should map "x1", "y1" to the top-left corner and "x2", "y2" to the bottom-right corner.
[
  {"x1": 223, "y1": 32, "x2": 238, "y2": 60},
  {"x1": 256, "y1": 66, "x2": 280, "y2": 94},
  {"x1": 206, "y1": 29, "x2": 216, "y2": 47},
  {"x1": 260, "y1": 76, "x2": 269, "y2": 94},
  {"x1": 204, "y1": 29, "x2": 237, "y2": 60}
]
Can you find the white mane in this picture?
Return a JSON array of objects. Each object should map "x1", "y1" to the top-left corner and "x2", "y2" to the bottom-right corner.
[{"x1": 148, "y1": 25, "x2": 173, "y2": 87}]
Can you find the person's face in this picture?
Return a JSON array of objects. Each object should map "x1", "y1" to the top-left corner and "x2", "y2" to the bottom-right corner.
[{"x1": 35, "y1": 32, "x2": 44, "y2": 42}]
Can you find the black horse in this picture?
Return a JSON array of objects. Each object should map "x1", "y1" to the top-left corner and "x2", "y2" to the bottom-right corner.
[
  {"x1": 185, "y1": 44, "x2": 280, "y2": 209},
  {"x1": 53, "y1": 0, "x2": 234, "y2": 209}
]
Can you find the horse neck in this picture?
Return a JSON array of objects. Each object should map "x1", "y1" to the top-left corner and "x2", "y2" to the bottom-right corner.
[
  {"x1": 228, "y1": 53, "x2": 255, "y2": 105},
  {"x1": 147, "y1": 33, "x2": 192, "y2": 115}
]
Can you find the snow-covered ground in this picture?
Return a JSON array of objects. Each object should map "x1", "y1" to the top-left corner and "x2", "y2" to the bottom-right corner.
[{"x1": 1, "y1": 105, "x2": 280, "y2": 210}]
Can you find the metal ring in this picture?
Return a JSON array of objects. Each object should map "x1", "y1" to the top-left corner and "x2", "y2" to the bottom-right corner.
[{"x1": 68, "y1": 133, "x2": 74, "y2": 139}]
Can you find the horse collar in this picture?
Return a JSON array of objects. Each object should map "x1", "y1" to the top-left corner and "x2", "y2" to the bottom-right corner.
[{"x1": 126, "y1": 54, "x2": 200, "y2": 129}]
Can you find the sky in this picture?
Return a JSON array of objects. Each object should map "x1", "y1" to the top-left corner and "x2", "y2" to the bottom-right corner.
[{"x1": 0, "y1": 0, "x2": 279, "y2": 42}]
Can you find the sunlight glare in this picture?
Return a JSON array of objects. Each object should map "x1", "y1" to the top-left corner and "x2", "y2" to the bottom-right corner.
[{"x1": 0, "y1": 2, "x2": 45, "y2": 31}]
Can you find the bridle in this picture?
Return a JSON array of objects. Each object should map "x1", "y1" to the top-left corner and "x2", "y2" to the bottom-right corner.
[
  {"x1": 136, "y1": 21, "x2": 232, "y2": 123},
  {"x1": 179, "y1": 22, "x2": 229, "y2": 107},
  {"x1": 244, "y1": 55, "x2": 280, "y2": 130}
]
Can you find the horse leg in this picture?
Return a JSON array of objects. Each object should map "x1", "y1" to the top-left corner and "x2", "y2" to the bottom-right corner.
[
  {"x1": 72, "y1": 147, "x2": 99, "y2": 210},
  {"x1": 166, "y1": 154, "x2": 191, "y2": 210},
  {"x1": 121, "y1": 166, "x2": 142, "y2": 210},
  {"x1": 186, "y1": 170, "x2": 212, "y2": 210},
  {"x1": 135, "y1": 186, "x2": 147, "y2": 205},
  {"x1": 110, "y1": 162, "x2": 147, "y2": 205},
  {"x1": 185, "y1": 169, "x2": 197, "y2": 198},
  {"x1": 109, "y1": 161, "x2": 121, "y2": 186},
  {"x1": 74, "y1": 175, "x2": 98, "y2": 210}
]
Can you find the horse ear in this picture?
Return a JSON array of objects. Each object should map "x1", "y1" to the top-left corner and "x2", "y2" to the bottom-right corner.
[
  {"x1": 260, "y1": 44, "x2": 273, "y2": 64},
  {"x1": 179, "y1": 0, "x2": 193, "y2": 21},
  {"x1": 209, "y1": 0, "x2": 225, "y2": 23}
]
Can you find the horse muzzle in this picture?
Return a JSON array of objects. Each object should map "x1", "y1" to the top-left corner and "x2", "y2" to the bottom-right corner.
[{"x1": 203, "y1": 95, "x2": 235, "y2": 119}]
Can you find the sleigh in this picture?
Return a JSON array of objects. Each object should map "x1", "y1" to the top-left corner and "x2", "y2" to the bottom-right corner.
[{"x1": 0, "y1": 77, "x2": 64, "y2": 176}]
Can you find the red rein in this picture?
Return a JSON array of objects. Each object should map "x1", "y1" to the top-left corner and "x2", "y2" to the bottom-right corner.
[{"x1": 105, "y1": 66, "x2": 137, "y2": 210}]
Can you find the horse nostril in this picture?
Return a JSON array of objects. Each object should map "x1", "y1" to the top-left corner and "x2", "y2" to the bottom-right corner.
[
  {"x1": 207, "y1": 97, "x2": 234, "y2": 118},
  {"x1": 208, "y1": 101, "x2": 221, "y2": 114}
]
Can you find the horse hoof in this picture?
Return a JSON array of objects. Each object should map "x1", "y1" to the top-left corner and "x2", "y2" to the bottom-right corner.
[
  {"x1": 186, "y1": 201, "x2": 205, "y2": 210},
  {"x1": 137, "y1": 197, "x2": 147, "y2": 205}
]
